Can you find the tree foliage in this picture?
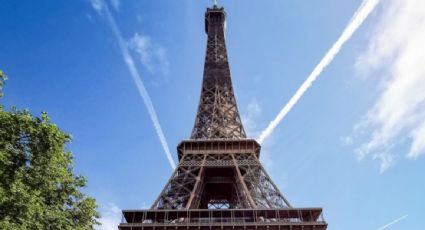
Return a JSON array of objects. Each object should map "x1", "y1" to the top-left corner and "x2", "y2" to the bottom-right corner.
[
  {"x1": 0, "y1": 70, "x2": 6, "y2": 97},
  {"x1": 0, "y1": 72, "x2": 99, "y2": 229}
]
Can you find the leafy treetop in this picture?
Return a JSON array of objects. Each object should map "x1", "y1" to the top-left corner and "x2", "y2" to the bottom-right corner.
[{"x1": 0, "y1": 71, "x2": 99, "y2": 229}]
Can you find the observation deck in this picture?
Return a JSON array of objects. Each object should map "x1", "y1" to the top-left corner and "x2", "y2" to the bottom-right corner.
[{"x1": 119, "y1": 208, "x2": 327, "y2": 230}]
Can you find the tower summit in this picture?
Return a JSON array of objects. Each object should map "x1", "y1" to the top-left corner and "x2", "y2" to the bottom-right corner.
[
  {"x1": 119, "y1": 4, "x2": 327, "y2": 230},
  {"x1": 191, "y1": 6, "x2": 246, "y2": 139}
]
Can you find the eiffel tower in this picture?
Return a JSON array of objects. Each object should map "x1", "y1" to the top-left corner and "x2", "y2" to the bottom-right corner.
[{"x1": 119, "y1": 4, "x2": 327, "y2": 230}]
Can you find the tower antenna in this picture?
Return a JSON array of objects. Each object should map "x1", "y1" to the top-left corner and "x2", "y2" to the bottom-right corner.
[{"x1": 213, "y1": 0, "x2": 218, "y2": 6}]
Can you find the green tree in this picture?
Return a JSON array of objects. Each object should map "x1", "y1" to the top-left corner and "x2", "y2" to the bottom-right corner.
[
  {"x1": 0, "y1": 72, "x2": 99, "y2": 229},
  {"x1": 0, "y1": 70, "x2": 6, "y2": 97}
]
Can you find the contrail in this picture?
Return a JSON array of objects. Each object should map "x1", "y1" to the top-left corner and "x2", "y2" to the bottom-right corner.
[
  {"x1": 377, "y1": 215, "x2": 408, "y2": 230},
  {"x1": 94, "y1": 0, "x2": 176, "y2": 169},
  {"x1": 257, "y1": 0, "x2": 381, "y2": 144}
]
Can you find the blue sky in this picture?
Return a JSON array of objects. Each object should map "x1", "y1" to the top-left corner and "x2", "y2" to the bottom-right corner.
[{"x1": 1, "y1": 0, "x2": 424, "y2": 229}]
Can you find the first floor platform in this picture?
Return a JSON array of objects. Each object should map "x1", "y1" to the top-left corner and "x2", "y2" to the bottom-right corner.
[{"x1": 118, "y1": 208, "x2": 327, "y2": 230}]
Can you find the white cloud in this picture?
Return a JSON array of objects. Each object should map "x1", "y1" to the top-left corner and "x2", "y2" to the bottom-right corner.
[
  {"x1": 240, "y1": 100, "x2": 277, "y2": 169},
  {"x1": 90, "y1": 0, "x2": 103, "y2": 14},
  {"x1": 95, "y1": 203, "x2": 122, "y2": 230},
  {"x1": 128, "y1": 33, "x2": 170, "y2": 76},
  {"x1": 89, "y1": 0, "x2": 176, "y2": 169},
  {"x1": 110, "y1": 0, "x2": 120, "y2": 12},
  {"x1": 86, "y1": 13, "x2": 93, "y2": 20},
  {"x1": 340, "y1": 136, "x2": 354, "y2": 146},
  {"x1": 257, "y1": 0, "x2": 381, "y2": 144},
  {"x1": 91, "y1": 0, "x2": 119, "y2": 13},
  {"x1": 354, "y1": 0, "x2": 425, "y2": 173},
  {"x1": 241, "y1": 99, "x2": 262, "y2": 137}
]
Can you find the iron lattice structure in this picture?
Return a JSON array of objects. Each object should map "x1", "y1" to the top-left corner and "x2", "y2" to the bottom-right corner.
[
  {"x1": 191, "y1": 7, "x2": 246, "y2": 140},
  {"x1": 119, "y1": 5, "x2": 327, "y2": 230},
  {"x1": 151, "y1": 140, "x2": 291, "y2": 210}
]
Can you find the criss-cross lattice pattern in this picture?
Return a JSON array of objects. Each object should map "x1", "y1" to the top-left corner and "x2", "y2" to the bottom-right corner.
[
  {"x1": 151, "y1": 150, "x2": 291, "y2": 210},
  {"x1": 120, "y1": 5, "x2": 327, "y2": 230},
  {"x1": 152, "y1": 7, "x2": 290, "y2": 211},
  {"x1": 191, "y1": 7, "x2": 246, "y2": 139}
]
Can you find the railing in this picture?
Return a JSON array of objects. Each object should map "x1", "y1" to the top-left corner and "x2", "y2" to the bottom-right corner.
[
  {"x1": 120, "y1": 208, "x2": 326, "y2": 226},
  {"x1": 177, "y1": 139, "x2": 261, "y2": 160}
]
